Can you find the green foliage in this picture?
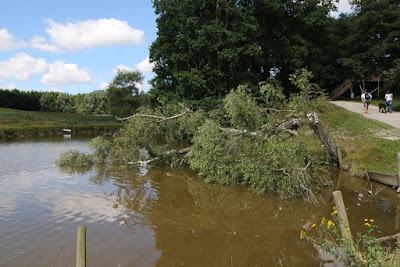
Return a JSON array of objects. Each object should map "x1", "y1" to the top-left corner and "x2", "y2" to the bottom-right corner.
[
  {"x1": 56, "y1": 149, "x2": 94, "y2": 167},
  {"x1": 382, "y1": 59, "x2": 400, "y2": 94},
  {"x1": 340, "y1": 0, "x2": 400, "y2": 79},
  {"x1": 259, "y1": 80, "x2": 286, "y2": 108},
  {"x1": 75, "y1": 90, "x2": 108, "y2": 114},
  {"x1": 188, "y1": 119, "x2": 320, "y2": 197},
  {"x1": 0, "y1": 89, "x2": 41, "y2": 110},
  {"x1": 150, "y1": 0, "x2": 339, "y2": 97},
  {"x1": 89, "y1": 136, "x2": 111, "y2": 164},
  {"x1": 224, "y1": 85, "x2": 264, "y2": 131},
  {"x1": 106, "y1": 70, "x2": 144, "y2": 117}
]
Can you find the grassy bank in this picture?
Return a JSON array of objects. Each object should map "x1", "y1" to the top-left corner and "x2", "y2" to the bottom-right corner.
[
  {"x1": 0, "y1": 107, "x2": 121, "y2": 138},
  {"x1": 314, "y1": 102, "x2": 400, "y2": 175}
]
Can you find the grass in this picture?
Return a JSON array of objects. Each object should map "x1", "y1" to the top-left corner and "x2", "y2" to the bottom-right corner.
[
  {"x1": 316, "y1": 103, "x2": 400, "y2": 175},
  {"x1": 0, "y1": 107, "x2": 121, "y2": 138}
]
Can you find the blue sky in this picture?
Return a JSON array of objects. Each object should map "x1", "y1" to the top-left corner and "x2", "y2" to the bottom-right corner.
[{"x1": 0, "y1": 0, "x2": 352, "y2": 95}]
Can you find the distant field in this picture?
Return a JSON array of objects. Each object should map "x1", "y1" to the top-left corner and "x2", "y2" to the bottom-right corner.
[{"x1": 0, "y1": 107, "x2": 121, "y2": 138}]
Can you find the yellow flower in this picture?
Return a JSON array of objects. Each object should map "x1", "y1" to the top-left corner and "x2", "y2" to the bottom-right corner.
[
  {"x1": 345, "y1": 228, "x2": 350, "y2": 233},
  {"x1": 364, "y1": 219, "x2": 368, "y2": 222},
  {"x1": 311, "y1": 223, "x2": 316, "y2": 228},
  {"x1": 321, "y1": 217, "x2": 325, "y2": 224},
  {"x1": 331, "y1": 210, "x2": 338, "y2": 215},
  {"x1": 327, "y1": 220, "x2": 334, "y2": 229},
  {"x1": 365, "y1": 223, "x2": 371, "y2": 227},
  {"x1": 370, "y1": 219, "x2": 374, "y2": 223},
  {"x1": 333, "y1": 206, "x2": 336, "y2": 210},
  {"x1": 300, "y1": 231, "x2": 305, "y2": 239}
]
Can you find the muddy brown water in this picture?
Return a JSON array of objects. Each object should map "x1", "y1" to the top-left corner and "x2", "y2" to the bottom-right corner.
[{"x1": 0, "y1": 135, "x2": 399, "y2": 266}]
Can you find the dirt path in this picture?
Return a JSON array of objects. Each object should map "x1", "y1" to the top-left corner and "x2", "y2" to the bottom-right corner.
[{"x1": 331, "y1": 101, "x2": 400, "y2": 129}]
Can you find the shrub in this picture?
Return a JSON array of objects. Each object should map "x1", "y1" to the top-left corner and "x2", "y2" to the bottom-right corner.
[{"x1": 56, "y1": 149, "x2": 94, "y2": 167}]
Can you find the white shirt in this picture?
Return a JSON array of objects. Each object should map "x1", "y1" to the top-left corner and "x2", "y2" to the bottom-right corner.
[
  {"x1": 361, "y1": 93, "x2": 371, "y2": 102},
  {"x1": 385, "y1": 93, "x2": 393, "y2": 101}
]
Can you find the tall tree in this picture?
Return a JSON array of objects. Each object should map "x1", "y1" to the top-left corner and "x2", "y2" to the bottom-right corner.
[
  {"x1": 150, "y1": 0, "x2": 339, "y2": 98},
  {"x1": 106, "y1": 70, "x2": 144, "y2": 117},
  {"x1": 150, "y1": 0, "x2": 262, "y2": 100},
  {"x1": 340, "y1": 0, "x2": 400, "y2": 78}
]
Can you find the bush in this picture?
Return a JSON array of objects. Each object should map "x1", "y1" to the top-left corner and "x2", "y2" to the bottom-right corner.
[{"x1": 56, "y1": 149, "x2": 94, "y2": 167}]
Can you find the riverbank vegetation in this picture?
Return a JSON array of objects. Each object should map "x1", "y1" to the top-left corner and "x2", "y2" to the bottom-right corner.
[{"x1": 0, "y1": 107, "x2": 120, "y2": 138}]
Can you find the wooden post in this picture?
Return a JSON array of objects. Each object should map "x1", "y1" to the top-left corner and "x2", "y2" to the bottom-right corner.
[
  {"x1": 335, "y1": 137, "x2": 342, "y2": 169},
  {"x1": 333, "y1": 191, "x2": 352, "y2": 240},
  {"x1": 77, "y1": 226, "x2": 86, "y2": 267},
  {"x1": 397, "y1": 152, "x2": 400, "y2": 188}
]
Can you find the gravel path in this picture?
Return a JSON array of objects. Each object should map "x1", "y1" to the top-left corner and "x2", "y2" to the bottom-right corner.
[{"x1": 331, "y1": 101, "x2": 400, "y2": 129}]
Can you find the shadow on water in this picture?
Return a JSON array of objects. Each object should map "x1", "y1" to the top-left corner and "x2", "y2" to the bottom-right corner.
[{"x1": 0, "y1": 136, "x2": 399, "y2": 266}]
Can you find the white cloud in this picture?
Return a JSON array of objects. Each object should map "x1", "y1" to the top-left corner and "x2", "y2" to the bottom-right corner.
[
  {"x1": 135, "y1": 57, "x2": 154, "y2": 74},
  {"x1": 30, "y1": 36, "x2": 61, "y2": 52},
  {"x1": 100, "y1": 82, "x2": 110, "y2": 90},
  {"x1": 136, "y1": 81, "x2": 151, "y2": 92},
  {"x1": 112, "y1": 64, "x2": 133, "y2": 73},
  {"x1": 0, "y1": 28, "x2": 23, "y2": 50},
  {"x1": 4, "y1": 84, "x2": 27, "y2": 91},
  {"x1": 41, "y1": 61, "x2": 93, "y2": 86},
  {"x1": 331, "y1": 0, "x2": 353, "y2": 16},
  {"x1": 0, "y1": 53, "x2": 48, "y2": 82},
  {"x1": 45, "y1": 18, "x2": 145, "y2": 51}
]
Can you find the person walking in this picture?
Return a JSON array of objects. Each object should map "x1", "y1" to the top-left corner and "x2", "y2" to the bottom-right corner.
[
  {"x1": 361, "y1": 89, "x2": 372, "y2": 114},
  {"x1": 385, "y1": 89, "x2": 393, "y2": 113}
]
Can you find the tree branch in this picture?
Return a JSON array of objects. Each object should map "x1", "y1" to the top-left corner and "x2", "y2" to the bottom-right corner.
[
  {"x1": 128, "y1": 146, "x2": 193, "y2": 166},
  {"x1": 117, "y1": 103, "x2": 192, "y2": 121}
]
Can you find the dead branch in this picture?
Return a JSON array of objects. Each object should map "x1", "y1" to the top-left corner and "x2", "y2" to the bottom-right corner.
[
  {"x1": 307, "y1": 112, "x2": 339, "y2": 165},
  {"x1": 128, "y1": 146, "x2": 193, "y2": 166},
  {"x1": 117, "y1": 103, "x2": 192, "y2": 121}
]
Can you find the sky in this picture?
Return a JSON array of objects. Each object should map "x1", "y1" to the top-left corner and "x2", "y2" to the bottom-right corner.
[{"x1": 0, "y1": 0, "x2": 353, "y2": 95}]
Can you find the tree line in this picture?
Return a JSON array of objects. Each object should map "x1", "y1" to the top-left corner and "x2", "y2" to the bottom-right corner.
[{"x1": 0, "y1": 89, "x2": 108, "y2": 114}]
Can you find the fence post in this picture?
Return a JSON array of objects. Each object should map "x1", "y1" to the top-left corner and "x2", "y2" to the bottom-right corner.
[
  {"x1": 76, "y1": 226, "x2": 86, "y2": 267},
  {"x1": 335, "y1": 137, "x2": 342, "y2": 169},
  {"x1": 332, "y1": 191, "x2": 354, "y2": 248}
]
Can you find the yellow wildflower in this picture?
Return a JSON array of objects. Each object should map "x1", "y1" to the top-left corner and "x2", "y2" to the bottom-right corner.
[
  {"x1": 321, "y1": 217, "x2": 325, "y2": 224},
  {"x1": 365, "y1": 223, "x2": 371, "y2": 227},
  {"x1": 333, "y1": 206, "x2": 336, "y2": 210},
  {"x1": 311, "y1": 223, "x2": 316, "y2": 228},
  {"x1": 300, "y1": 231, "x2": 305, "y2": 239},
  {"x1": 327, "y1": 220, "x2": 333, "y2": 229},
  {"x1": 364, "y1": 219, "x2": 368, "y2": 222},
  {"x1": 331, "y1": 210, "x2": 338, "y2": 215},
  {"x1": 370, "y1": 219, "x2": 374, "y2": 223},
  {"x1": 345, "y1": 228, "x2": 350, "y2": 233}
]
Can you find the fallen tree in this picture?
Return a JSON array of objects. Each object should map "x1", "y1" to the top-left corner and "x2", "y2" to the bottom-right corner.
[{"x1": 58, "y1": 69, "x2": 338, "y2": 199}]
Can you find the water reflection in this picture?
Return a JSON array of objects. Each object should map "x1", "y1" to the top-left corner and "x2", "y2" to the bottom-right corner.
[{"x1": 1, "y1": 136, "x2": 399, "y2": 266}]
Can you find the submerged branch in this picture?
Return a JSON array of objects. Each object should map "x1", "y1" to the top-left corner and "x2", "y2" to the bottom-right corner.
[{"x1": 128, "y1": 146, "x2": 194, "y2": 166}]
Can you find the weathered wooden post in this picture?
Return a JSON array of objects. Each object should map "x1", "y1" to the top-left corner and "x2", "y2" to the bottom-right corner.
[
  {"x1": 333, "y1": 191, "x2": 352, "y2": 240},
  {"x1": 76, "y1": 226, "x2": 86, "y2": 267},
  {"x1": 335, "y1": 137, "x2": 342, "y2": 169}
]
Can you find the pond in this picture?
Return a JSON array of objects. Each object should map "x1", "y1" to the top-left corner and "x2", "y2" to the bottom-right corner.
[{"x1": 0, "y1": 135, "x2": 399, "y2": 266}]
